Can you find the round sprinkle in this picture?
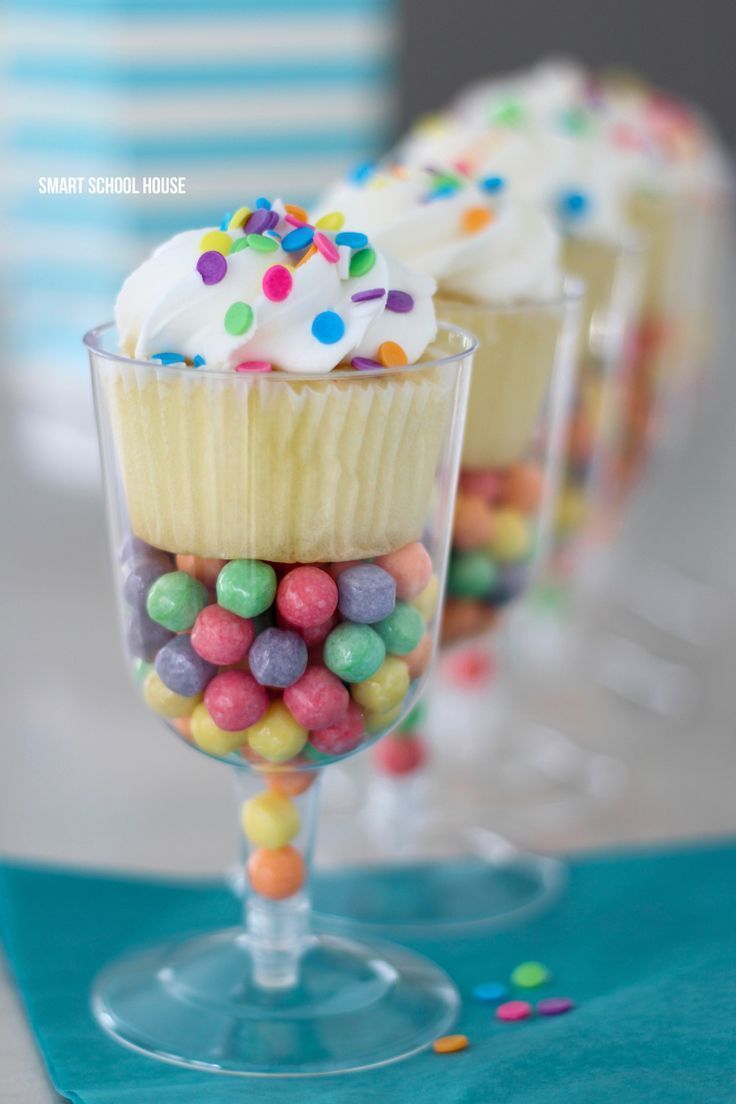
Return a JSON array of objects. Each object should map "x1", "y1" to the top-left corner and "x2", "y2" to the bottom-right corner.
[
  {"x1": 433, "y1": 1034, "x2": 469, "y2": 1054},
  {"x1": 335, "y1": 231, "x2": 368, "y2": 249},
  {"x1": 349, "y1": 247, "x2": 376, "y2": 277},
  {"x1": 235, "y1": 361, "x2": 272, "y2": 373},
  {"x1": 350, "y1": 162, "x2": 374, "y2": 184},
  {"x1": 247, "y1": 233, "x2": 279, "y2": 253},
  {"x1": 284, "y1": 213, "x2": 308, "y2": 228},
  {"x1": 282, "y1": 225, "x2": 315, "y2": 252},
  {"x1": 196, "y1": 250, "x2": 227, "y2": 285},
  {"x1": 480, "y1": 175, "x2": 506, "y2": 193},
  {"x1": 496, "y1": 1000, "x2": 532, "y2": 1022},
  {"x1": 284, "y1": 202, "x2": 308, "y2": 222},
  {"x1": 151, "y1": 352, "x2": 186, "y2": 365},
  {"x1": 351, "y1": 356, "x2": 381, "y2": 370},
  {"x1": 224, "y1": 301, "x2": 254, "y2": 336},
  {"x1": 472, "y1": 981, "x2": 508, "y2": 1003},
  {"x1": 262, "y1": 264, "x2": 293, "y2": 302},
  {"x1": 351, "y1": 287, "x2": 385, "y2": 303},
  {"x1": 244, "y1": 208, "x2": 274, "y2": 236},
  {"x1": 537, "y1": 997, "x2": 574, "y2": 1016},
  {"x1": 231, "y1": 237, "x2": 250, "y2": 253},
  {"x1": 313, "y1": 231, "x2": 340, "y2": 263},
  {"x1": 199, "y1": 229, "x2": 232, "y2": 256},
  {"x1": 312, "y1": 310, "x2": 345, "y2": 345},
  {"x1": 558, "y1": 190, "x2": 589, "y2": 221},
  {"x1": 461, "y1": 206, "x2": 493, "y2": 234},
  {"x1": 228, "y1": 206, "x2": 252, "y2": 229},
  {"x1": 316, "y1": 211, "x2": 345, "y2": 231},
  {"x1": 492, "y1": 99, "x2": 524, "y2": 126},
  {"x1": 511, "y1": 961, "x2": 550, "y2": 989},
  {"x1": 295, "y1": 244, "x2": 318, "y2": 268},
  {"x1": 193, "y1": 355, "x2": 206, "y2": 368},
  {"x1": 255, "y1": 196, "x2": 271, "y2": 209},
  {"x1": 378, "y1": 341, "x2": 407, "y2": 368},
  {"x1": 386, "y1": 289, "x2": 414, "y2": 313}
]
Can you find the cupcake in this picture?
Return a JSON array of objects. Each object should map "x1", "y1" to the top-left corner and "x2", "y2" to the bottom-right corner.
[{"x1": 109, "y1": 200, "x2": 449, "y2": 563}]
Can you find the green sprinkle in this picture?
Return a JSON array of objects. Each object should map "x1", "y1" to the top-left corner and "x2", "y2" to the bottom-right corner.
[
  {"x1": 247, "y1": 233, "x2": 279, "y2": 253},
  {"x1": 224, "y1": 301, "x2": 254, "y2": 336},
  {"x1": 561, "y1": 107, "x2": 591, "y2": 135},
  {"x1": 231, "y1": 237, "x2": 250, "y2": 253},
  {"x1": 349, "y1": 247, "x2": 376, "y2": 277},
  {"x1": 490, "y1": 99, "x2": 524, "y2": 127},
  {"x1": 511, "y1": 961, "x2": 551, "y2": 989}
]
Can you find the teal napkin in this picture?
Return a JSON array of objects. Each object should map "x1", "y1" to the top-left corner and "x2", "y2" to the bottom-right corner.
[{"x1": 1, "y1": 841, "x2": 735, "y2": 1103}]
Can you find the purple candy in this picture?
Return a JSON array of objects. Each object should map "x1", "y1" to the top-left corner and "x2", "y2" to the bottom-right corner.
[
  {"x1": 537, "y1": 997, "x2": 574, "y2": 1016},
  {"x1": 155, "y1": 635, "x2": 216, "y2": 697},
  {"x1": 126, "y1": 608, "x2": 174, "y2": 663},
  {"x1": 337, "y1": 564, "x2": 396, "y2": 624},
  {"x1": 386, "y1": 290, "x2": 414, "y2": 313},
  {"x1": 196, "y1": 250, "x2": 227, "y2": 285},
  {"x1": 244, "y1": 208, "x2": 274, "y2": 236},
  {"x1": 123, "y1": 554, "x2": 172, "y2": 610},
  {"x1": 119, "y1": 535, "x2": 168, "y2": 566},
  {"x1": 248, "y1": 628, "x2": 308, "y2": 688},
  {"x1": 351, "y1": 357, "x2": 382, "y2": 371},
  {"x1": 351, "y1": 287, "x2": 385, "y2": 303}
]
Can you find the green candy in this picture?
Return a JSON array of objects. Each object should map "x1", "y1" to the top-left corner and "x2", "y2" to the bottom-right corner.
[
  {"x1": 373, "y1": 601, "x2": 424, "y2": 656},
  {"x1": 323, "y1": 622, "x2": 385, "y2": 684},
  {"x1": 510, "y1": 961, "x2": 550, "y2": 989},
  {"x1": 146, "y1": 571, "x2": 208, "y2": 632},
  {"x1": 246, "y1": 233, "x2": 279, "y2": 252},
  {"x1": 216, "y1": 559, "x2": 277, "y2": 619},
  {"x1": 230, "y1": 237, "x2": 250, "y2": 253},
  {"x1": 135, "y1": 660, "x2": 154, "y2": 683},
  {"x1": 490, "y1": 98, "x2": 524, "y2": 127},
  {"x1": 349, "y1": 247, "x2": 376, "y2": 277},
  {"x1": 224, "y1": 301, "x2": 253, "y2": 336},
  {"x1": 447, "y1": 551, "x2": 498, "y2": 600},
  {"x1": 398, "y1": 699, "x2": 427, "y2": 734}
]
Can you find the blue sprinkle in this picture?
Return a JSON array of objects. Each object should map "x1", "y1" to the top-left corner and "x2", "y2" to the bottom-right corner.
[
  {"x1": 429, "y1": 184, "x2": 458, "y2": 200},
  {"x1": 265, "y1": 229, "x2": 283, "y2": 240},
  {"x1": 219, "y1": 212, "x2": 232, "y2": 230},
  {"x1": 311, "y1": 310, "x2": 345, "y2": 345},
  {"x1": 472, "y1": 981, "x2": 508, "y2": 1003},
  {"x1": 255, "y1": 197, "x2": 271, "y2": 209},
  {"x1": 480, "y1": 175, "x2": 505, "y2": 194},
  {"x1": 193, "y1": 355, "x2": 206, "y2": 368},
  {"x1": 282, "y1": 225, "x2": 315, "y2": 252},
  {"x1": 558, "y1": 189, "x2": 590, "y2": 222},
  {"x1": 335, "y1": 231, "x2": 368, "y2": 250},
  {"x1": 151, "y1": 352, "x2": 186, "y2": 365},
  {"x1": 350, "y1": 161, "x2": 374, "y2": 184}
]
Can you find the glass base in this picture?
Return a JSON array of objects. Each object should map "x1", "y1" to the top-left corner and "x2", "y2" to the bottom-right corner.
[
  {"x1": 91, "y1": 925, "x2": 458, "y2": 1076},
  {"x1": 313, "y1": 837, "x2": 566, "y2": 937}
]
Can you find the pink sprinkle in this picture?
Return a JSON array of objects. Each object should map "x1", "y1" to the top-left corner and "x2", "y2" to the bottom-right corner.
[
  {"x1": 496, "y1": 1000, "x2": 532, "y2": 1022},
  {"x1": 262, "y1": 264, "x2": 293, "y2": 302},
  {"x1": 235, "y1": 361, "x2": 272, "y2": 373},
  {"x1": 313, "y1": 231, "x2": 340, "y2": 263},
  {"x1": 285, "y1": 213, "x2": 310, "y2": 228}
]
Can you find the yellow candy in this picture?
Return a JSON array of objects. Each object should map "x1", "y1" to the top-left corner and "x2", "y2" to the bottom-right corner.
[
  {"x1": 351, "y1": 657, "x2": 410, "y2": 714},
  {"x1": 143, "y1": 671, "x2": 201, "y2": 718},
  {"x1": 490, "y1": 508, "x2": 531, "y2": 563},
  {"x1": 228, "y1": 206, "x2": 251, "y2": 230},
  {"x1": 247, "y1": 701, "x2": 308, "y2": 764},
  {"x1": 556, "y1": 486, "x2": 586, "y2": 534},
  {"x1": 190, "y1": 702, "x2": 248, "y2": 756},
  {"x1": 315, "y1": 211, "x2": 345, "y2": 231},
  {"x1": 241, "y1": 790, "x2": 300, "y2": 849},
  {"x1": 411, "y1": 574, "x2": 440, "y2": 621},
  {"x1": 199, "y1": 229, "x2": 233, "y2": 256},
  {"x1": 364, "y1": 700, "x2": 404, "y2": 735}
]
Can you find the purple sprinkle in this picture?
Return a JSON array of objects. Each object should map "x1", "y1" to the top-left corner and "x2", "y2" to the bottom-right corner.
[
  {"x1": 351, "y1": 287, "x2": 385, "y2": 303},
  {"x1": 244, "y1": 208, "x2": 273, "y2": 236},
  {"x1": 351, "y1": 357, "x2": 382, "y2": 371},
  {"x1": 196, "y1": 250, "x2": 227, "y2": 285},
  {"x1": 264, "y1": 209, "x2": 280, "y2": 231},
  {"x1": 386, "y1": 289, "x2": 415, "y2": 313},
  {"x1": 537, "y1": 998, "x2": 574, "y2": 1017}
]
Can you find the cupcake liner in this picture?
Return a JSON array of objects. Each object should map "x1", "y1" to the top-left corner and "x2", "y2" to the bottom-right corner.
[{"x1": 102, "y1": 360, "x2": 455, "y2": 562}]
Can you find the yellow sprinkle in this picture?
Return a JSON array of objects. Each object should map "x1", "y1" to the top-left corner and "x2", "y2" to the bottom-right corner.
[
  {"x1": 199, "y1": 229, "x2": 233, "y2": 255},
  {"x1": 315, "y1": 211, "x2": 345, "y2": 231},
  {"x1": 228, "y1": 206, "x2": 252, "y2": 230},
  {"x1": 433, "y1": 1034, "x2": 469, "y2": 1054}
]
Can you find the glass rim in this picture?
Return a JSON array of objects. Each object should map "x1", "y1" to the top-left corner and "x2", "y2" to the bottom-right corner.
[
  {"x1": 83, "y1": 318, "x2": 479, "y2": 384},
  {"x1": 435, "y1": 274, "x2": 585, "y2": 319}
]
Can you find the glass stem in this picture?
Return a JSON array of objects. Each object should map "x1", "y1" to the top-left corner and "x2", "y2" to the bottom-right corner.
[{"x1": 234, "y1": 768, "x2": 321, "y2": 992}]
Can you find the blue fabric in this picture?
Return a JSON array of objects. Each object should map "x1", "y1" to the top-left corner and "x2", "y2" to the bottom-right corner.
[{"x1": 1, "y1": 841, "x2": 735, "y2": 1103}]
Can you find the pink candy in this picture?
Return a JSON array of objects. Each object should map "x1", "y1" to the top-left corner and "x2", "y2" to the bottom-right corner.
[
  {"x1": 191, "y1": 604, "x2": 254, "y2": 665},
  {"x1": 313, "y1": 231, "x2": 340, "y2": 263},
  {"x1": 262, "y1": 264, "x2": 293, "y2": 302},
  {"x1": 283, "y1": 666, "x2": 349, "y2": 730},
  {"x1": 204, "y1": 670, "x2": 269, "y2": 731},
  {"x1": 276, "y1": 566, "x2": 338, "y2": 629},
  {"x1": 309, "y1": 700, "x2": 365, "y2": 755}
]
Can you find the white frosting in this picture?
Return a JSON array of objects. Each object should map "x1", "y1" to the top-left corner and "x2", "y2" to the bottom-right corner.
[
  {"x1": 317, "y1": 167, "x2": 562, "y2": 306},
  {"x1": 115, "y1": 212, "x2": 437, "y2": 374}
]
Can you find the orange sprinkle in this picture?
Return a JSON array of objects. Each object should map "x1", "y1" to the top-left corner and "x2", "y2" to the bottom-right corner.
[
  {"x1": 433, "y1": 1034, "x2": 469, "y2": 1054},
  {"x1": 378, "y1": 340, "x2": 408, "y2": 368},
  {"x1": 284, "y1": 203, "x2": 308, "y2": 222},
  {"x1": 294, "y1": 243, "x2": 318, "y2": 268},
  {"x1": 461, "y1": 206, "x2": 493, "y2": 234}
]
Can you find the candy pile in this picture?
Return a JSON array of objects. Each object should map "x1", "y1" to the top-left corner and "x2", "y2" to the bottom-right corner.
[
  {"x1": 123, "y1": 537, "x2": 438, "y2": 770},
  {"x1": 443, "y1": 462, "x2": 543, "y2": 644}
]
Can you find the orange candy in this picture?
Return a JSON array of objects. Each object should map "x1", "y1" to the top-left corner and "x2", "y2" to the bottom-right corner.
[
  {"x1": 377, "y1": 340, "x2": 408, "y2": 368},
  {"x1": 404, "y1": 633, "x2": 432, "y2": 680},
  {"x1": 433, "y1": 1034, "x2": 469, "y2": 1054},
  {"x1": 266, "y1": 771, "x2": 315, "y2": 797},
  {"x1": 284, "y1": 203, "x2": 308, "y2": 222},
  {"x1": 172, "y1": 717, "x2": 193, "y2": 741},
  {"x1": 175, "y1": 554, "x2": 227, "y2": 589},
  {"x1": 461, "y1": 206, "x2": 493, "y2": 234},
  {"x1": 248, "y1": 845, "x2": 306, "y2": 900},
  {"x1": 503, "y1": 464, "x2": 544, "y2": 513},
  {"x1": 375, "y1": 541, "x2": 433, "y2": 601},
  {"x1": 295, "y1": 243, "x2": 318, "y2": 268},
  {"x1": 453, "y1": 494, "x2": 494, "y2": 549},
  {"x1": 441, "y1": 599, "x2": 497, "y2": 646}
]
